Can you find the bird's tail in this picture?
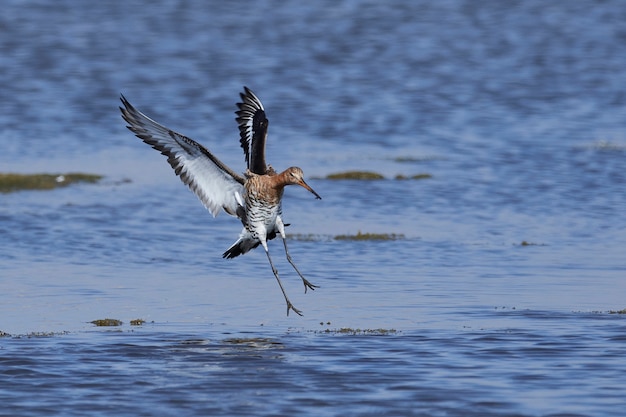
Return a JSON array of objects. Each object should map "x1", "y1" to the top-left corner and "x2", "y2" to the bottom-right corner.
[
  {"x1": 223, "y1": 238, "x2": 260, "y2": 259},
  {"x1": 222, "y1": 229, "x2": 282, "y2": 259}
]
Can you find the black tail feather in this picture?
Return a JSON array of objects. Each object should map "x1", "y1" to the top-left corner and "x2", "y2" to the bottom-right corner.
[
  {"x1": 223, "y1": 240, "x2": 260, "y2": 259},
  {"x1": 222, "y1": 229, "x2": 282, "y2": 259}
]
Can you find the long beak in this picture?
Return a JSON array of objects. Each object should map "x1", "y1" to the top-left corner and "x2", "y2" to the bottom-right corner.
[{"x1": 298, "y1": 179, "x2": 321, "y2": 199}]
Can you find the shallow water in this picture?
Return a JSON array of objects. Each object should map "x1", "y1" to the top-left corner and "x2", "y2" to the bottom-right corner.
[{"x1": 2, "y1": 1, "x2": 626, "y2": 416}]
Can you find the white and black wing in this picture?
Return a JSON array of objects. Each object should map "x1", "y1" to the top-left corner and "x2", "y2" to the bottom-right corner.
[
  {"x1": 235, "y1": 86, "x2": 269, "y2": 175},
  {"x1": 120, "y1": 95, "x2": 245, "y2": 218}
]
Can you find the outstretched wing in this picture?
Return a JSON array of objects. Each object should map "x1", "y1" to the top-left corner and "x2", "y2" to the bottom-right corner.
[
  {"x1": 120, "y1": 95, "x2": 246, "y2": 218},
  {"x1": 235, "y1": 86, "x2": 269, "y2": 175}
]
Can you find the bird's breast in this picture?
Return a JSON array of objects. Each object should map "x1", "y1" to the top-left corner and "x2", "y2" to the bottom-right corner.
[
  {"x1": 244, "y1": 176, "x2": 283, "y2": 231},
  {"x1": 246, "y1": 198, "x2": 280, "y2": 231}
]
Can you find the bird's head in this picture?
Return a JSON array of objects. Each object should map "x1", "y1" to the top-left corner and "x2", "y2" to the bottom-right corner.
[{"x1": 284, "y1": 167, "x2": 321, "y2": 199}]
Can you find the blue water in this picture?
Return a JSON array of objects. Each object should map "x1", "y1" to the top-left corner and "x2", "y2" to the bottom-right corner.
[{"x1": 2, "y1": 1, "x2": 626, "y2": 415}]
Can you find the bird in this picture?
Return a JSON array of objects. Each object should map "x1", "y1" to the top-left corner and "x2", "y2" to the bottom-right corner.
[{"x1": 119, "y1": 87, "x2": 321, "y2": 316}]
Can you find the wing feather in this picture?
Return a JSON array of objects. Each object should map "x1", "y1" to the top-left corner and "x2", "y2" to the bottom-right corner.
[
  {"x1": 120, "y1": 95, "x2": 245, "y2": 218},
  {"x1": 235, "y1": 86, "x2": 269, "y2": 175}
]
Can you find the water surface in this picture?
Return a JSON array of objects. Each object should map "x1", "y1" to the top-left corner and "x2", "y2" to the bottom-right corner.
[{"x1": 1, "y1": 1, "x2": 626, "y2": 415}]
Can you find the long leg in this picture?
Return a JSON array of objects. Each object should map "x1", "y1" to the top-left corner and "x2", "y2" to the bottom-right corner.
[
  {"x1": 262, "y1": 241, "x2": 303, "y2": 316},
  {"x1": 275, "y1": 216, "x2": 318, "y2": 293},
  {"x1": 281, "y1": 238, "x2": 318, "y2": 293}
]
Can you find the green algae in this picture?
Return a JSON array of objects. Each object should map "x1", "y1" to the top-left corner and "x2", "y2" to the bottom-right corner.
[
  {"x1": 91, "y1": 318, "x2": 123, "y2": 327},
  {"x1": 394, "y1": 173, "x2": 432, "y2": 180},
  {"x1": 325, "y1": 171, "x2": 385, "y2": 180},
  {"x1": 0, "y1": 172, "x2": 102, "y2": 193}
]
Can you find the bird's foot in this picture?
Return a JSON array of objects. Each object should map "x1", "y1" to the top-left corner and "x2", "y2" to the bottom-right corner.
[
  {"x1": 286, "y1": 301, "x2": 303, "y2": 317},
  {"x1": 301, "y1": 278, "x2": 319, "y2": 293}
]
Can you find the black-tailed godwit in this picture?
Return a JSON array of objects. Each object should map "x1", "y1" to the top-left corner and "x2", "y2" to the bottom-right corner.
[{"x1": 120, "y1": 87, "x2": 321, "y2": 316}]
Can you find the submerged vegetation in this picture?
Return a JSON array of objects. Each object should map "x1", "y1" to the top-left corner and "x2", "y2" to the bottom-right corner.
[
  {"x1": 334, "y1": 231, "x2": 405, "y2": 241},
  {"x1": 0, "y1": 172, "x2": 102, "y2": 193}
]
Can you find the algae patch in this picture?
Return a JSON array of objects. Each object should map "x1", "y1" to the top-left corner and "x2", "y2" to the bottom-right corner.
[
  {"x1": 518, "y1": 241, "x2": 546, "y2": 247},
  {"x1": 223, "y1": 337, "x2": 283, "y2": 348},
  {"x1": 91, "y1": 318, "x2": 123, "y2": 327},
  {"x1": 0, "y1": 172, "x2": 102, "y2": 193},
  {"x1": 326, "y1": 171, "x2": 385, "y2": 180},
  {"x1": 394, "y1": 173, "x2": 432, "y2": 180},
  {"x1": 334, "y1": 231, "x2": 405, "y2": 241}
]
